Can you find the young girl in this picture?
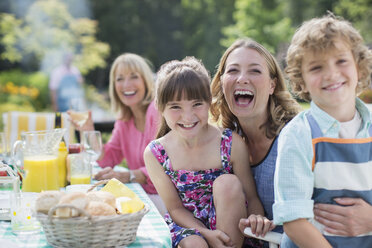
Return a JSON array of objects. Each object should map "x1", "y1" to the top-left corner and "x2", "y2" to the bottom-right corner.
[
  {"x1": 144, "y1": 57, "x2": 272, "y2": 248},
  {"x1": 69, "y1": 53, "x2": 166, "y2": 215}
]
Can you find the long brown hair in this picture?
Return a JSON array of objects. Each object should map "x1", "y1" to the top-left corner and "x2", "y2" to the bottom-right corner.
[
  {"x1": 155, "y1": 57, "x2": 211, "y2": 138},
  {"x1": 210, "y1": 38, "x2": 301, "y2": 140}
]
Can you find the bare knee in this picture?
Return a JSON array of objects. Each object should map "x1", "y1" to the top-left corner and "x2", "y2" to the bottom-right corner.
[
  {"x1": 213, "y1": 174, "x2": 244, "y2": 200},
  {"x1": 178, "y1": 235, "x2": 208, "y2": 248}
]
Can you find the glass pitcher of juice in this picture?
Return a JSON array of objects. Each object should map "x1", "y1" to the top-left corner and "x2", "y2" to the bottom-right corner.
[{"x1": 12, "y1": 129, "x2": 65, "y2": 192}]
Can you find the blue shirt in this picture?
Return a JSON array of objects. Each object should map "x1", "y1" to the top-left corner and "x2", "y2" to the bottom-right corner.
[
  {"x1": 273, "y1": 98, "x2": 372, "y2": 225},
  {"x1": 251, "y1": 137, "x2": 283, "y2": 233}
]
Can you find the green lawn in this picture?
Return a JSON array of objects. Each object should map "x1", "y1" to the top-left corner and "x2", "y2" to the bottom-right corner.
[{"x1": 299, "y1": 102, "x2": 310, "y2": 110}]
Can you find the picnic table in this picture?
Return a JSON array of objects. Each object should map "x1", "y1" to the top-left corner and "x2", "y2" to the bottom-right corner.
[{"x1": 0, "y1": 183, "x2": 172, "y2": 248}]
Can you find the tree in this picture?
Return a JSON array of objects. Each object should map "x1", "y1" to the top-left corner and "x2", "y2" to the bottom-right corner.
[
  {"x1": 334, "y1": 0, "x2": 372, "y2": 43},
  {"x1": 180, "y1": 0, "x2": 236, "y2": 73},
  {"x1": 0, "y1": 0, "x2": 109, "y2": 75},
  {"x1": 222, "y1": 0, "x2": 294, "y2": 54}
]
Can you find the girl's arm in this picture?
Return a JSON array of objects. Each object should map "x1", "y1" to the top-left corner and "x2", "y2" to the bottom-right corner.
[
  {"x1": 144, "y1": 145, "x2": 234, "y2": 247},
  {"x1": 230, "y1": 132, "x2": 263, "y2": 216},
  {"x1": 284, "y1": 219, "x2": 332, "y2": 248},
  {"x1": 230, "y1": 132, "x2": 274, "y2": 236}
]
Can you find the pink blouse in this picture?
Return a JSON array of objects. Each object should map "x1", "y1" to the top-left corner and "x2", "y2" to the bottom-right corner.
[{"x1": 98, "y1": 101, "x2": 159, "y2": 194}]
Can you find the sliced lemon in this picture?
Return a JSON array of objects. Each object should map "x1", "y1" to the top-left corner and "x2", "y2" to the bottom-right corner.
[
  {"x1": 116, "y1": 196, "x2": 144, "y2": 214},
  {"x1": 100, "y1": 178, "x2": 136, "y2": 198}
]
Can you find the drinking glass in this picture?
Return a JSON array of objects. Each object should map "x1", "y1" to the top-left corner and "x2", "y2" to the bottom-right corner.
[
  {"x1": 10, "y1": 192, "x2": 41, "y2": 234},
  {"x1": 69, "y1": 153, "x2": 91, "y2": 184},
  {"x1": 68, "y1": 98, "x2": 89, "y2": 127},
  {"x1": 81, "y1": 131, "x2": 102, "y2": 169},
  {"x1": 0, "y1": 132, "x2": 7, "y2": 162}
]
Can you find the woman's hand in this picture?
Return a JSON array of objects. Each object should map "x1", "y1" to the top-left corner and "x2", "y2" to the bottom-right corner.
[
  {"x1": 94, "y1": 167, "x2": 130, "y2": 183},
  {"x1": 67, "y1": 110, "x2": 95, "y2": 132},
  {"x1": 239, "y1": 214, "x2": 275, "y2": 237},
  {"x1": 314, "y1": 198, "x2": 372, "y2": 236}
]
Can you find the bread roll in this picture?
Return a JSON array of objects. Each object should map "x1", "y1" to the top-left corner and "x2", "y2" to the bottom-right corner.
[
  {"x1": 85, "y1": 201, "x2": 116, "y2": 216},
  {"x1": 35, "y1": 191, "x2": 64, "y2": 214},
  {"x1": 56, "y1": 192, "x2": 89, "y2": 217},
  {"x1": 86, "y1": 191, "x2": 116, "y2": 209}
]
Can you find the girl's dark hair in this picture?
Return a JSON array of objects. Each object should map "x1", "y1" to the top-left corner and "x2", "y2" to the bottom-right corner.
[{"x1": 155, "y1": 56, "x2": 211, "y2": 138}]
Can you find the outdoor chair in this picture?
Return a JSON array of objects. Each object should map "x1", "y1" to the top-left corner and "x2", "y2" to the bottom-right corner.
[
  {"x1": 2, "y1": 111, "x2": 75, "y2": 151},
  {"x1": 244, "y1": 227, "x2": 282, "y2": 248}
]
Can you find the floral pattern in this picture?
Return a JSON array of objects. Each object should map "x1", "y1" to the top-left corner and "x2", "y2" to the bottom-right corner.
[{"x1": 149, "y1": 129, "x2": 233, "y2": 247}]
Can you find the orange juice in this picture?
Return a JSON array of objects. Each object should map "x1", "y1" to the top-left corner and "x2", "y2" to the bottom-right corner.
[
  {"x1": 22, "y1": 155, "x2": 59, "y2": 192},
  {"x1": 70, "y1": 175, "x2": 91, "y2": 184}
]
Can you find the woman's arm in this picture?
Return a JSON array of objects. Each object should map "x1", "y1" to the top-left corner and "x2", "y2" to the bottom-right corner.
[
  {"x1": 94, "y1": 167, "x2": 147, "y2": 184},
  {"x1": 314, "y1": 198, "x2": 372, "y2": 236},
  {"x1": 284, "y1": 219, "x2": 332, "y2": 248}
]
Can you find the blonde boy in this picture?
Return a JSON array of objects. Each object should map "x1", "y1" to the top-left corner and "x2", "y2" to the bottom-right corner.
[{"x1": 273, "y1": 15, "x2": 372, "y2": 247}]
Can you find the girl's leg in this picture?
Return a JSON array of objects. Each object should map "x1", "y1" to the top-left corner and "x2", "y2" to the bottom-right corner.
[
  {"x1": 178, "y1": 235, "x2": 208, "y2": 248},
  {"x1": 213, "y1": 174, "x2": 246, "y2": 247}
]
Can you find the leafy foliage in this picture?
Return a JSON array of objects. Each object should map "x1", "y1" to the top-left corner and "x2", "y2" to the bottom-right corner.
[
  {"x1": 0, "y1": 70, "x2": 49, "y2": 111},
  {"x1": 181, "y1": 0, "x2": 236, "y2": 73},
  {"x1": 0, "y1": 0, "x2": 110, "y2": 75},
  {"x1": 334, "y1": 0, "x2": 372, "y2": 43},
  {"x1": 222, "y1": 0, "x2": 294, "y2": 54}
]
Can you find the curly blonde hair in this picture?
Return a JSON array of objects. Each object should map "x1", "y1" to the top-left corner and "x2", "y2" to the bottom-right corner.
[
  {"x1": 210, "y1": 38, "x2": 301, "y2": 140},
  {"x1": 109, "y1": 53, "x2": 155, "y2": 120},
  {"x1": 286, "y1": 14, "x2": 372, "y2": 102}
]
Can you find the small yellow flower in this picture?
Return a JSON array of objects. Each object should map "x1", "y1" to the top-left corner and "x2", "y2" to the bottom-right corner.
[
  {"x1": 19, "y1": 86, "x2": 28, "y2": 95},
  {"x1": 30, "y1": 88, "x2": 39, "y2": 98}
]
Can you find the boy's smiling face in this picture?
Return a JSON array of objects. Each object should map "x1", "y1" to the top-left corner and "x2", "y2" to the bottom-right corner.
[{"x1": 301, "y1": 40, "x2": 359, "y2": 121}]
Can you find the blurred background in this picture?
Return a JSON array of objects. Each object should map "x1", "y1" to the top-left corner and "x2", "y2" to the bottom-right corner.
[{"x1": 0, "y1": 0, "x2": 371, "y2": 131}]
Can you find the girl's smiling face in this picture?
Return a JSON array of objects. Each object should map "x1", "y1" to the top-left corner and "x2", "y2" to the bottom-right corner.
[
  {"x1": 301, "y1": 40, "x2": 358, "y2": 119},
  {"x1": 162, "y1": 97, "x2": 210, "y2": 139},
  {"x1": 221, "y1": 47, "x2": 276, "y2": 120},
  {"x1": 114, "y1": 63, "x2": 146, "y2": 109}
]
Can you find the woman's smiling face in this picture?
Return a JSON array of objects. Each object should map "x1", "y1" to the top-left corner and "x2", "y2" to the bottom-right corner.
[
  {"x1": 221, "y1": 47, "x2": 276, "y2": 120},
  {"x1": 114, "y1": 63, "x2": 146, "y2": 108}
]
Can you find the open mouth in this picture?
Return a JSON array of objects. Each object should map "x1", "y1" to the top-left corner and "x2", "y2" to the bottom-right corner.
[
  {"x1": 123, "y1": 90, "x2": 136, "y2": 96},
  {"x1": 234, "y1": 90, "x2": 254, "y2": 105}
]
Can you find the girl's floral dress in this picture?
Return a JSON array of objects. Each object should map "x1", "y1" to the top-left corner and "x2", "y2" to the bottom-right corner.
[{"x1": 149, "y1": 129, "x2": 233, "y2": 247}]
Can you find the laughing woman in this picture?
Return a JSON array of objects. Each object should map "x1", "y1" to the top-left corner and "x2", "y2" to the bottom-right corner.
[
  {"x1": 69, "y1": 53, "x2": 166, "y2": 215},
  {"x1": 210, "y1": 39, "x2": 301, "y2": 245}
]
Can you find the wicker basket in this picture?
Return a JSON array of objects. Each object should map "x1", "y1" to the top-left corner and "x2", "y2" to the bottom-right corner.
[{"x1": 36, "y1": 181, "x2": 149, "y2": 248}]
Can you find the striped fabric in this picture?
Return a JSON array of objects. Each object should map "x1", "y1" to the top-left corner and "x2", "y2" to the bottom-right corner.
[
  {"x1": 2, "y1": 111, "x2": 75, "y2": 150},
  {"x1": 307, "y1": 113, "x2": 372, "y2": 247}
]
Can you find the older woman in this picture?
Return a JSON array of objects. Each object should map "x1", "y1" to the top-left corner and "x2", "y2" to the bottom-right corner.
[
  {"x1": 210, "y1": 38, "x2": 301, "y2": 236},
  {"x1": 69, "y1": 53, "x2": 166, "y2": 215}
]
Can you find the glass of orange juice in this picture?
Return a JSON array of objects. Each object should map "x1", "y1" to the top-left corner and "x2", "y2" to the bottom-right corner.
[{"x1": 69, "y1": 153, "x2": 91, "y2": 184}]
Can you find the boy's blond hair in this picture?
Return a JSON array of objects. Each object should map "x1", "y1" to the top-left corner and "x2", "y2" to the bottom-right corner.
[{"x1": 286, "y1": 14, "x2": 372, "y2": 102}]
